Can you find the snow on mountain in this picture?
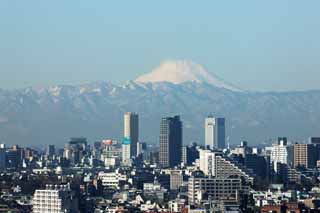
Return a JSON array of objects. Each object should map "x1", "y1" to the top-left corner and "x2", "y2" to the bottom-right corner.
[{"x1": 135, "y1": 60, "x2": 241, "y2": 91}]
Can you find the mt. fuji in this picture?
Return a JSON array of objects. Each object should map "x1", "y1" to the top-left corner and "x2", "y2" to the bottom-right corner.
[{"x1": 135, "y1": 60, "x2": 241, "y2": 92}]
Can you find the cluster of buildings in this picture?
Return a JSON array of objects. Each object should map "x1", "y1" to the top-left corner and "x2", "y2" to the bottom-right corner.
[{"x1": 0, "y1": 112, "x2": 320, "y2": 212}]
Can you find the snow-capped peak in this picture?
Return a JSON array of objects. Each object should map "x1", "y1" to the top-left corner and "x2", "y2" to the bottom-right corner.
[{"x1": 135, "y1": 60, "x2": 241, "y2": 91}]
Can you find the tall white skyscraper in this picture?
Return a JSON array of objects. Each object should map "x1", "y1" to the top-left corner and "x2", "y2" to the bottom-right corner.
[
  {"x1": 124, "y1": 112, "x2": 139, "y2": 157},
  {"x1": 205, "y1": 116, "x2": 225, "y2": 150}
]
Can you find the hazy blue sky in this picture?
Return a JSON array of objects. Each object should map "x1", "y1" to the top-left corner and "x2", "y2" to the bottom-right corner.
[{"x1": 1, "y1": 1, "x2": 320, "y2": 91}]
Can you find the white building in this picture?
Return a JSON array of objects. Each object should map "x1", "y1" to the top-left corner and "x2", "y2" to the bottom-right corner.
[
  {"x1": 122, "y1": 142, "x2": 131, "y2": 166},
  {"x1": 170, "y1": 170, "x2": 183, "y2": 190},
  {"x1": 270, "y1": 138, "x2": 289, "y2": 171},
  {"x1": 199, "y1": 149, "x2": 216, "y2": 176},
  {"x1": 98, "y1": 171, "x2": 127, "y2": 189},
  {"x1": 32, "y1": 184, "x2": 78, "y2": 213},
  {"x1": 205, "y1": 116, "x2": 225, "y2": 150},
  {"x1": 104, "y1": 157, "x2": 119, "y2": 167},
  {"x1": 199, "y1": 149, "x2": 254, "y2": 184},
  {"x1": 143, "y1": 182, "x2": 161, "y2": 191}
]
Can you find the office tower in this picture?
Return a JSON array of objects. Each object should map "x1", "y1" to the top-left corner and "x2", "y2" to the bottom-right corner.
[
  {"x1": 64, "y1": 138, "x2": 88, "y2": 165},
  {"x1": 310, "y1": 137, "x2": 320, "y2": 144},
  {"x1": 6, "y1": 146, "x2": 22, "y2": 169},
  {"x1": 309, "y1": 137, "x2": 320, "y2": 162},
  {"x1": 122, "y1": 137, "x2": 131, "y2": 166},
  {"x1": 244, "y1": 154, "x2": 270, "y2": 180},
  {"x1": 159, "y1": 115, "x2": 182, "y2": 168},
  {"x1": 46, "y1": 145, "x2": 55, "y2": 158},
  {"x1": 181, "y1": 146, "x2": 188, "y2": 165},
  {"x1": 0, "y1": 146, "x2": 5, "y2": 170},
  {"x1": 205, "y1": 116, "x2": 225, "y2": 150},
  {"x1": 293, "y1": 143, "x2": 318, "y2": 169},
  {"x1": 32, "y1": 184, "x2": 78, "y2": 213},
  {"x1": 181, "y1": 143, "x2": 199, "y2": 166},
  {"x1": 124, "y1": 112, "x2": 139, "y2": 158},
  {"x1": 137, "y1": 141, "x2": 147, "y2": 157}
]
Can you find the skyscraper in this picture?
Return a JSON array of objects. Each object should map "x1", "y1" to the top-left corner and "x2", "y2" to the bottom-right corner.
[
  {"x1": 0, "y1": 146, "x2": 5, "y2": 170},
  {"x1": 124, "y1": 112, "x2": 139, "y2": 157},
  {"x1": 293, "y1": 143, "x2": 318, "y2": 169},
  {"x1": 46, "y1": 145, "x2": 55, "y2": 158},
  {"x1": 205, "y1": 116, "x2": 225, "y2": 150},
  {"x1": 122, "y1": 137, "x2": 131, "y2": 166},
  {"x1": 159, "y1": 115, "x2": 182, "y2": 168},
  {"x1": 270, "y1": 137, "x2": 289, "y2": 171}
]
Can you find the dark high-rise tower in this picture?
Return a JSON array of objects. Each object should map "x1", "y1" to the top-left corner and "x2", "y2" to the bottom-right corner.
[
  {"x1": 124, "y1": 112, "x2": 139, "y2": 158},
  {"x1": 159, "y1": 115, "x2": 182, "y2": 168}
]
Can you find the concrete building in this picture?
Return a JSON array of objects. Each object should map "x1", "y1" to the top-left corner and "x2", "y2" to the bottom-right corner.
[
  {"x1": 199, "y1": 149, "x2": 216, "y2": 177},
  {"x1": 205, "y1": 116, "x2": 225, "y2": 150},
  {"x1": 293, "y1": 143, "x2": 318, "y2": 169},
  {"x1": 181, "y1": 143, "x2": 199, "y2": 166},
  {"x1": 32, "y1": 184, "x2": 78, "y2": 213},
  {"x1": 170, "y1": 170, "x2": 183, "y2": 190},
  {"x1": 159, "y1": 115, "x2": 182, "y2": 168},
  {"x1": 124, "y1": 112, "x2": 139, "y2": 158},
  {"x1": 63, "y1": 138, "x2": 88, "y2": 165},
  {"x1": 98, "y1": 171, "x2": 127, "y2": 189},
  {"x1": 188, "y1": 176, "x2": 248, "y2": 204},
  {"x1": 270, "y1": 138, "x2": 289, "y2": 171},
  {"x1": 122, "y1": 137, "x2": 131, "y2": 166},
  {"x1": 231, "y1": 141, "x2": 252, "y2": 157},
  {"x1": 137, "y1": 141, "x2": 147, "y2": 157},
  {"x1": 199, "y1": 149, "x2": 254, "y2": 184}
]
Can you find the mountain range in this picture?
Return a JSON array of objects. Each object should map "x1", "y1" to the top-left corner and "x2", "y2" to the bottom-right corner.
[{"x1": 0, "y1": 60, "x2": 319, "y2": 147}]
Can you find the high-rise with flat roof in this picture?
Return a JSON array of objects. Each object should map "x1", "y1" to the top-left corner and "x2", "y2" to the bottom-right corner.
[
  {"x1": 293, "y1": 143, "x2": 318, "y2": 169},
  {"x1": 124, "y1": 112, "x2": 139, "y2": 158},
  {"x1": 270, "y1": 138, "x2": 289, "y2": 171},
  {"x1": 46, "y1": 145, "x2": 55, "y2": 158},
  {"x1": 205, "y1": 116, "x2": 225, "y2": 150},
  {"x1": 159, "y1": 115, "x2": 182, "y2": 168}
]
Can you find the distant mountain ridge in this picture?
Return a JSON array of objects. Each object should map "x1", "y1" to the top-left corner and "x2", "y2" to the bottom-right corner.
[{"x1": 0, "y1": 60, "x2": 319, "y2": 146}]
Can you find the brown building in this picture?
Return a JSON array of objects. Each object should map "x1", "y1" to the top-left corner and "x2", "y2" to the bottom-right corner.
[
  {"x1": 261, "y1": 205, "x2": 284, "y2": 213},
  {"x1": 293, "y1": 143, "x2": 318, "y2": 169},
  {"x1": 261, "y1": 202, "x2": 308, "y2": 213}
]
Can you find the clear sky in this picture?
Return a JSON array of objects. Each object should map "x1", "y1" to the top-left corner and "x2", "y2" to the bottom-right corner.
[{"x1": 1, "y1": 1, "x2": 320, "y2": 91}]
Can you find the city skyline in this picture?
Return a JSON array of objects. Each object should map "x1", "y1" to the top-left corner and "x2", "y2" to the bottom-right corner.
[{"x1": 2, "y1": 2, "x2": 320, "y2": 212}]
